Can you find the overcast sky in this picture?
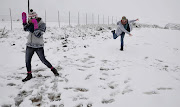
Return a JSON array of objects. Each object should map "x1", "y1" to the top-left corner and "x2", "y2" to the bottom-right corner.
[{"x1": 0, "y1": 0, "x2": 180, "y2": 24}]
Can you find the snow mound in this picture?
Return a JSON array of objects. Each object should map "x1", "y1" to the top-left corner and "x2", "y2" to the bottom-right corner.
[
  {"x1": 164, "y1": 23, "x2": 180, "y2": 30},
  {"x1": 132, "y1": 23, "x2": 163, "y2": 29}
]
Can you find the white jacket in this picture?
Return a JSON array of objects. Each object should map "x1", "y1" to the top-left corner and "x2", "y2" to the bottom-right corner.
[
  {"x1": 24, "y1": 18, "x2": 46, "y2": 48},
  {"x1": 116, "y1": 20, "x2": 136, "y2": 35}
]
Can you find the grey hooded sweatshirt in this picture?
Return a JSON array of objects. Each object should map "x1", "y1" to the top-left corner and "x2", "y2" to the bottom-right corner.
[
  {"x1": 23, "y1": 18, "x2": 46, "y2": 48},
  {"x1": 116, "y1": 20, "x2": 136, "y2": 36}
]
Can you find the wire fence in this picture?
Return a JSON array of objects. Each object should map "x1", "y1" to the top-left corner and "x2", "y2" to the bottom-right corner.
[{"x1": 0, "y1": 8, "x2": 120, "y2": 30}]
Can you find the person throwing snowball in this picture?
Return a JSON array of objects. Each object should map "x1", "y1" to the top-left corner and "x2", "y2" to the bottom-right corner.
[{"x1": 111, "y1": 16, "x2": 139, "y2": 51}]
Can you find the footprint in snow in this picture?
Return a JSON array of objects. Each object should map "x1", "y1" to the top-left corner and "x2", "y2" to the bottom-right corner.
[
  {"x1": 14, "y1": 90, "x2": 33, "y2": 106},
  {"x1": 50, "y1": 104, "x2": 64, "y2": 107},
  {"x1": 78, "y1": 68, "x2": 86, "y2": 71},
  {"x1": 110, "y1": 90, "x2": 121, "y2": 97},
  {"x1": 102, "y1": 99, "x2": 115, "y2": 104},
  {"x1": 101, "y1": 60, "x2": 110, "y2": 63},
  {"x1": 122, "y1": 86, "x2": 133, "y2": 95},
  {"x1": 64, "y1": 87, "x2": 89, "y2": 92},
  {"x1": 74, "y1": 88, "x2": 89, "y2": 92},
  {"x1": 108, "y1": 81, "x2": 119, "y2": 89},
  {"x1": 155, "y1": 59, "x2": 163, "y2": 62},
  {"x1": 88, "y1": 55, "x2": 95, "y2": 59},
  {"x1": 143, "y1": 91, "x2": 159, "y2": 95},
  {"x1": 1, "y1": 104, "x2": 12, "y2": 107},
  {"x1": 157, "y1": 87, "x2": 173, "y2": 90},
  {"x1": 48, "y1": 92, "x2": 61, "y2": 101},
  {"x1": 85, "y1": 74, "x2": 93, "y2": 80},
  {"x1": 7, "y1": 83, "x2": 16, "y2": 86},
  {"x1": 7, "y1": 75, "x2": 23, "y2": 80},
  {"x1": 30, "y1": 94, "x2": 43, "y2": 106},
  {"x1": 87, "y1": 103, "x2": 93, "y2": 107},
  {"x1": 124, "y1": 78, "x2": 131, "y2": 84},
  {"x1": 76, "y1": 104, "x2": 83, "y2": 107},
  {"x1": 75, "y1": 103, "x2": 92, "y2": 107}
]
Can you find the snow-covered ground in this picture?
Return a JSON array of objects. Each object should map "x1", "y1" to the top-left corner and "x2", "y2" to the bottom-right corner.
[{"x1": 0, "y1": 21, "x2": 180, "y2": 107}]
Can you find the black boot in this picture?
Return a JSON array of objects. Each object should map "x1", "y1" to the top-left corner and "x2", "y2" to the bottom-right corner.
[
  {"x1": 22, "y1": 73, "x2": 32, "y2": 82},
  {"x1": 51, "y1": 68, "x2": 59, "y2": 76},
  {"x1": 120, "y1": 46, "x2": 123, "y2": 51},
  {"x1": 111, "y1": 30, "x2": 115, "y2": 34}
]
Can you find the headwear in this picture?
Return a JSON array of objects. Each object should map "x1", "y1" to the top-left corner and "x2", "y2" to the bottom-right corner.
[
  {"x1": 122, "y1": 16, "x2": 127, "y2": 20},
  {"x1": 28, "y1": 9, "x2": 38, "y2": 19}
]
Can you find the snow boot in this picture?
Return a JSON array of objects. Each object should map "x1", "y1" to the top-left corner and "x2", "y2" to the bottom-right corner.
[
  {"x1": 111, "y1": 30, "x2": 115, "y2": 34},
  {"x1": 22, "y1": 73, "x2": 32, "y2": 82},
  {"x1": 111, "y1": 30, "x2": 118, "y2": 39},
  {"x1": 51, "y1": 68, "x2": 59, "y2": 76},
  {"x1": 120, "y1": 46, "x2": 123, "y2": 51}
]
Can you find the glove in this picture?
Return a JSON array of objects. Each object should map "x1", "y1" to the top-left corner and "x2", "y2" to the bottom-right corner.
[
  {"x1": 22, "y1": 12, "x2": 27, "y2": 24},
  {"x1": 31, "y1": 19, "x2": 38, "y2": 30},
  {"x1": 34, "y1": 29, "x2": 43, "y2": 38},
  {"x1": 27, "y1": 23, "x2": 34, "y2": 33}
]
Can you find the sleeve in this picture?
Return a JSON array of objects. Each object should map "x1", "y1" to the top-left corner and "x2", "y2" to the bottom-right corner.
[
  {"x1": 23, "y1": 23, "x2": 34, "y2": 33},
  {"x1": 116, "y1": 26, "x2": 121, "y2": 36},
  {"x1": 117, "y1": 21, "x2": 121, "y2": 25},
  {"x1": 128, "y1": 20, "x2": 136, "y2": 23},
  {"x1": 119, "y1": 24, "x2": 130, "y2": 35},
  {"x1": 33, "y1": 23, "x2": 46, "y2": 38},
  {"x1": 39, "y1": 23, "x2": 46, "y2": 32}
]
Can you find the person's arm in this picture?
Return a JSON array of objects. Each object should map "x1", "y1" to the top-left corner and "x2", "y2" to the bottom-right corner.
[
  {"x1": 23, "y1": 23, "x2": 34, "y2": 33},
  {"x1": 129, "y1": 19, "x2": 139, "y2": 23},
  {"x1": 117, "y1": 21, "x2": 121, "y2": 25},
  {"x1": 38, "y1": 23, "x2": 46, "y2": 32},
  {"x1": 33, "y1": 22, "x2": 46, "y2": 38},
  {"x1": 119, "y1": 24, "x2": 131, "y2": 35}
]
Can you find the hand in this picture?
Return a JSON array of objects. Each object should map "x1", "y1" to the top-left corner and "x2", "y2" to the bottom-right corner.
[
  {"x1": 22, "y1": 12, "x2": 27, "y2": 24},
  {"x1": 129, "y1": 34, "x2": 133, "y2": 36},
  {"x1": 136, "y1": 19, "x2": 139, "y2": 21},
  {"x1": 31, "y1": 19, "x2": 38, "y2": 30}
]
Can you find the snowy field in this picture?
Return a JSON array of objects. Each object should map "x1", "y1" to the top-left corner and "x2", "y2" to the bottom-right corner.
[{"x1": 0, "y1": 21, "x2": 180, "y2": 107}]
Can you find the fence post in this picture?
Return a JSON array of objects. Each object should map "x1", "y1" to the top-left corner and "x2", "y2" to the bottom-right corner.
[
  {"x1": 78, "y1": 12, "x2": 80, "y2": 25},
  {"x1": 9, "y1": 8, "x2": 12, "y2": 30},
  {"x1": 116, "y1": 17, "x2": 117, "y2": 24},
  {"x1": 69, "y1": 11, "x2": 70, "y2": 26},
  {"x1": 92, "y1": 14, "x2": 94, "y2": 24},
  {"x1": 86, "y1": 13, "x2": 87, "y2": 25},
  {"x1": 98, "y1": 14, "x2": 99, "y2": 25},
  {"x1": 45, "y1": 10, "x2": 46, "y2": 23},
  {"x1": 58, "y1": 10, "x2": 60, "y2": 28},
  {"x1": 103, "y1": 15, "x2": 104, "y2": 25},
  {"x1": 108, "y1": 16, "x2": 109, "y2": 25}
]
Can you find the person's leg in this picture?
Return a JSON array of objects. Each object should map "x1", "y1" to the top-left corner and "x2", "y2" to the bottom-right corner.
[
  {"x1": 111, "y1": 30, "x2": 118, "y2": 39},
  {"x1": 36, "y1": 47, "x2": 52, "y2": 68},
  {"x1": 120, "y1": 32, "x2": 125, "y2": 50},
  {"x1": 113, "y1": 33, "x2": 118, "y2": 39},
  {"x1": 22, "y1": 47, "x2": 34, "y2": 82},
  {"x1": 25, "y1": 46, "x2": 35, "y2": 72},
  {"x1": 36, "y1": 47, "x2": 59, "y2": 76}
]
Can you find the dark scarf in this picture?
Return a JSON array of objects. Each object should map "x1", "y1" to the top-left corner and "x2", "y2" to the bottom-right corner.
[{"x1": 36, "y1": 17, "x2": 42, "y2": 23}]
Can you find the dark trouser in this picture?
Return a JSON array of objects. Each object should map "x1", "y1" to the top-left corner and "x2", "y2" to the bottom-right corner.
[
  {"x1": 113, "y1": 32, "x2": 125, "y2": 47},
  {"x1": 26, "y1": 46, "x2": 53, "y2": 72},
  {"x1": 113, "y1": 32, "x2": 118, "y2": 39},
  {"x1": 120, "y1": 32, "x2": 125, "y2": 47}
]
